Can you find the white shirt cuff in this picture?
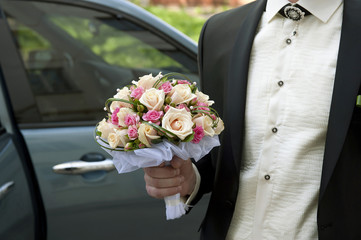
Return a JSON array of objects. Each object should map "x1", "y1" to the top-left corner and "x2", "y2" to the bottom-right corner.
[{"x1": 181, "y1": 163, "x2": 201, "y2": 206}]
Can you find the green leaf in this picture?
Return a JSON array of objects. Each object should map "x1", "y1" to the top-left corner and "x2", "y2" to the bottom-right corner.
[
  {"x1": 183, "y1": 132, "x2": 195, "y2": 142},
  {"x1": 357, "y1": 95, "x2": 361, "y2": 108},
  {"x1": 105, "y1": 98, "x2": 135, "y2": 113},
  {"x1": 151, "y1": 139, "x2": 163, "y2": 144},
  {"x1": 96, "y1": 130, "x2": 102, "y2": 137}
]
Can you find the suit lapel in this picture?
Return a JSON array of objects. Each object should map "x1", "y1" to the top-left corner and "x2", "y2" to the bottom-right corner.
[
  {"x1": 226, "y1": 0, "x2": 266, "y2": 171},
  {"x1": 319, "y1": 0, "x2": 361, "y2": 199}
]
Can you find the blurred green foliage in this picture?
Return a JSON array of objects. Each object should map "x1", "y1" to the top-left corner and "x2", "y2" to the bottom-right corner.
[
  {"x1": 144, "y1": 6, "x2": 207, "y2": 42},
  {"x1": 50, "y1": 16, "x2": 183, "y2": 69}
]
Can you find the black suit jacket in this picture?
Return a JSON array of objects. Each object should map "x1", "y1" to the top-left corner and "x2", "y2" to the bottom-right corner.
[{"x1": 192, "y1": 0, "x2": 361, "y2": 239}]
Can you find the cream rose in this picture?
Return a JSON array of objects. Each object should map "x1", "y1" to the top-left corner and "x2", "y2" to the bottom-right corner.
[
  {"x1": 169, "y1": 84, "x2": 196, "y2": 105},
  {"x1": 97, "y1": 118, "x2": 115, "y2": 139},
  {"x1": 134, "y1": 73, "x2": 162, "y2": 90},
  {"x1": 162, "y1": 107, "x2": 193, "y2": 140},
  {"x1": 139, "y1": 88, "x2": 165, "y2": 111},
  {"x1": 116, "y1": 108, "x2": 136, "y2": 127},
  {"x1": 193, "y1": 114, "x2": 215, "y2": 137},
  {"x1": 196, "y1": 90, "x2": 214, "y2": 106},
  {"x1": 214, "y1": 118, "x2": 224, "y2": 135},
  {"x1": 107, "y1": 129, "x2": 129, "y2": 149},
  {"x1": 110, "y1": 87, "x2": 132, "y2": 111},
  {"x1": 138, "y1": 123, "x2": 160, "y2": 147}
]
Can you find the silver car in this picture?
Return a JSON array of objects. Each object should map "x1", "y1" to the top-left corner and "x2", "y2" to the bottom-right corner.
[{"x1": 0, "y1": 0, "x2": 208, "y2": 239}]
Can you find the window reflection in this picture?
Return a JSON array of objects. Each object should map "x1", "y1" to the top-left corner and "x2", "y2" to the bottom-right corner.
[{"x1": 5, "y1": 2, "x2": 198, "y2": 125}]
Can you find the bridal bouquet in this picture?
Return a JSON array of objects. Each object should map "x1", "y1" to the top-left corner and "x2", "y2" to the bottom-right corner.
[{"x1": 95, "y1": 72, "x2": 224, "y2": 219}]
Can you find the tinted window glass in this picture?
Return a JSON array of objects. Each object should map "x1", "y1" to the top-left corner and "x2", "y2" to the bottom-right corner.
[{"x1": 4, "y1": 2, "x2": 198, "y2": 126}]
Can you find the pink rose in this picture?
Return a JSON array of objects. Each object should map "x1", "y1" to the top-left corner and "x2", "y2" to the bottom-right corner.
[
  {"x1": 142, "y1": 110, "x2": 164, "y2": 124},
  {"x1": 192, "y1": 126, "x2": 205, "y2": 144},
  {"x1": 177, "y1": 103, "x2": 190, "y2": 112},
  {"x1": 131, "y1": 86, "x2": 145, "y2": 99},
  {"x1": 164, "y1": 105, "x2": 171, "y2": 112},
  {"x1": 138, "y1": 142, "x2": 146, "y2": 149},
  {"x1": 177, "y1": 80, "x2": 191, "y2": 85},
  {"x1": 196, "y1": 101, "x2": 209, "y2": 111},
  {"x1": 124, "y1": 114, "x2": 140, "y2": 126},
  {"x1": 127, "y1": 125, "x2": 138, "y2": 140},
  {"x1": 111, "y1": 107, "x2": 120, "y2": 125},
  {"x1": 159, "y1": 81, "x2": 173, "y2": 94}
]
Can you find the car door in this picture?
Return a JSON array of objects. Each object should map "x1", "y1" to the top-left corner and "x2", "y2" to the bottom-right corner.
[
  {"x1": 0, "y1": 29, "x2": 46, "y2": 240},
  {"x1": 0, "y1": 0, "x2": 208, "y2": 239}
]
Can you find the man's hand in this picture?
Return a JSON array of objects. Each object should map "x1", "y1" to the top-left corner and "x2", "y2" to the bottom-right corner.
[{"x1": 143, "y1": 157, "x2": 196, "y2": 199}]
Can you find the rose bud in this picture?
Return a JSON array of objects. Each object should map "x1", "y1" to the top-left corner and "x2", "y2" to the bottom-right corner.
[
  {"x1": 125, "y1": 142, "x2": 134, "y2": 151},
  {"x1": 190, "y1": 84, "x2": 197, "y2": 93},
  {"x1": 190, "y1": 98, "x2": 198, "y2": 106},
  {"x1": 165, "y1": 96, "x2": 172, "y2": 105},
  {"x1": 138, "y1": 143, "x2": 146, "y2": 149},
  {"x1": 137, "y1": 104, "x2": 145, "y2": 112}
]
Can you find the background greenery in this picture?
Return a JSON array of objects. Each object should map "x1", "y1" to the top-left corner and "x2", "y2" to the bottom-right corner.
[
  {"x1": 142, "y1": 5, "x2": 232, "y2": 42},
  {"x1": 144, "y1": 6, "x2": 207, "y2": 42}
]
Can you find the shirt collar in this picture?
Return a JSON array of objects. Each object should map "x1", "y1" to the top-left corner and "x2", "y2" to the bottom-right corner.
[{"x1": 265, "y1": 0, "x2": 343, "y2": 23}]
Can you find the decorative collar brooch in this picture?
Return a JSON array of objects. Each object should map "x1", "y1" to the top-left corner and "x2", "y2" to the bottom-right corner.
[
  {"x1": 280, "y1": 3, "x2": 311, "y2": 21},
  {"x1": 283, "y1": 4, "x2": 307, "y2": 21}
]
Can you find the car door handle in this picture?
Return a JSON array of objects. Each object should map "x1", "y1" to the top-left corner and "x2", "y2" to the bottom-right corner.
[
  {"x1": 0, "y1": 181, "x2": 15, "y2": 201},
  {"x1": 52, "y1": 159, "x2": 115, "y2": 175}
]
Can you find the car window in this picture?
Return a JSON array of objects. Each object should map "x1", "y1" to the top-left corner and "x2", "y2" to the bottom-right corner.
[{"x1": 4, "y1": 1, "x2": 198, "y2": 127}]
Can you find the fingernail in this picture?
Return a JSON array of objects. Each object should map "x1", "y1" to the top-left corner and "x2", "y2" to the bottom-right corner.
[
  {"x1": 177, "y1": 186, "x2": 182, "y2": 192},
  {"x1": 175, "y1": 169, "x2": 180, "y2": 175},
  {"x1": 180, "y1": 176, "x2": 185, "y2": 183}
]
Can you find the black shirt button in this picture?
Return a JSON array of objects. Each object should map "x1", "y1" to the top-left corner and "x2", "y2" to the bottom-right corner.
[
  {"x1": 278, "y1": 81, "x2": 284, "y2": 87},
  {"x1": 286, "y1": 38, "x2": 292, "y2": 44},
  {"x1": 265, "y1": 175, "x2": 271, "y2": 180},
  {"x1": 272, "y1": 127, "x2": 278, "y2": 133}
]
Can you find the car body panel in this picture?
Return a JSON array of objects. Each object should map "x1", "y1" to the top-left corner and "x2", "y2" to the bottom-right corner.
[{"x1": 0, "y1": 0, "x2": 208, "y2": 239}]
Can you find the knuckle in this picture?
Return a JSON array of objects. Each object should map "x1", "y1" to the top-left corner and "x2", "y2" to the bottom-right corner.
[
  {"x1": 146, "y1": 185, "x2": 161, "y2": 199},
  {"x1": 144, "y1": 173, "x2": 151, "y2": 183}
]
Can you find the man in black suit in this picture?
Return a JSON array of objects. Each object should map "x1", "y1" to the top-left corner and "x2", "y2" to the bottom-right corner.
[{"x1": 144, "y1": 0, "x2": 361, "y2": 239}]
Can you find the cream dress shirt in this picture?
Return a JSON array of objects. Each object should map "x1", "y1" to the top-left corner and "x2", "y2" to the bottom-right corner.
[
  {"x1": 225, "y1": 0, "x2": 343, "y2": 239},
  {"x1": 186, "y1": 0, "x2": 344, "y2": 239}
]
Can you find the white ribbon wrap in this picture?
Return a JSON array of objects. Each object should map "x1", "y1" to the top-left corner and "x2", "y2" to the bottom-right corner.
[{"x1": 97, "y1": 136, "x2": 220, "y2": 220}]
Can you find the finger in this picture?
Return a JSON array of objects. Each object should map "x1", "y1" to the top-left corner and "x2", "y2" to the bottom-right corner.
[
  {"x1": 144, "y1": 166, "x2": 180, "y2": 178},
  {"x1": 144, "y1": 174, "x2": 184, "y2": 188},
  {"x1": 170, "y1": 156, "x2": 189, "y2": 169},
  {"x1": 146, "y1": 185, "x2": 182, "y2": 199}
]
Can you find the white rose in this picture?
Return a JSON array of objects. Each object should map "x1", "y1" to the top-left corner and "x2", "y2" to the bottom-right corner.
[
  {"x1": 169, "y1": 84, "x2": 196, "y2": 105},
  {"x1": 116, "y1": 108, "x2": 136, "y2": 127},
  {"x1": 97, "y1": 118, "x2": 116, "y2": 139},
  {"x1": 162, "y1": 107, "x2": 193, "y2": 140},
  {"x1": 196, "y1": 90, "x2": 214, "y2": 106},
  {"x1": 192, "y1": 114, "x2": 215, "y2": 137},
  {"x1": 107, "y1": 129, "x2": 128, "y2": 149},
  {"x1": 214, "y1": 118, "x2": 225, "y2": 135},
  {"x1": 135, "y1": 73, "x2": 162, "y2": 90},
  {"x1": 110, "y1": 87, "x2": 132, "y2": 111},
  {"x1": 138, "y1": 123, "x2": 160, "y2": 147},
  {"x1": 139, "y1": 88, "x2": 165, "y2": 111}
]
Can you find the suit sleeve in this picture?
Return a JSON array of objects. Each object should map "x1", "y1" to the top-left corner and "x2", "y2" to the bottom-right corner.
[{"x1": 188, "y1": 18, "x2": 217, "y2": 207}]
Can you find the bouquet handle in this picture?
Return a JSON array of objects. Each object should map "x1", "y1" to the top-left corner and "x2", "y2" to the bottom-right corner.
[
  {"x1": 163, "y1": 161, "x2": 188, "y2": 220},
  {"x1": 164, "y1": 193, "x2": 188, "y2": 220}
]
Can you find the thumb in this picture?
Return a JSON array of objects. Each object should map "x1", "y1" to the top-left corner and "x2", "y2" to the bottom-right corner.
[{"x1": 170, "y1": 156, "x2": 188, "y2": 169}]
